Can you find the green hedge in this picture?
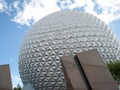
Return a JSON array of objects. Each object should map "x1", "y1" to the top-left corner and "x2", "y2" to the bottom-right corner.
[{"x1": 106, "y1": 60, "x2": 120, "y2": 84}]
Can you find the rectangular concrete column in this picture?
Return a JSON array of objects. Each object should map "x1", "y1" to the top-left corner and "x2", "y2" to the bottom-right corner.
[
  {"x1": 0, "y1": 64, "x2": 12, "y2": 90},
  {"x1": 76, "y1": 49, "x2": 118, "y2": 90},
  {"x1": 61, "y1": 56, "x2": 88, "y2": 90}
]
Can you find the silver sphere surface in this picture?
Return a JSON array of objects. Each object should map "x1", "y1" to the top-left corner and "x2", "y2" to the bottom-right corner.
[{"x1": 19, "y1": 10, "x2": 120, "y2": 90}]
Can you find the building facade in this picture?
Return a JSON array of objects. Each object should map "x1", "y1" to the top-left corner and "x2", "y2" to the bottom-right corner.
[{"x1": 19, "y1": 10, "x2": 120, "y2": 90}]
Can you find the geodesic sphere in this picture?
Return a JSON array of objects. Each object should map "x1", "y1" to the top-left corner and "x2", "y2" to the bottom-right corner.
[{"x1": 19, "y1": 10, "x2": 120, "y2": 90}]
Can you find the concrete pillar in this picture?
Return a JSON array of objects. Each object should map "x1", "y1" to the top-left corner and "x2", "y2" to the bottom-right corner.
[{"x1": 0, "y1": 64, "x2": 12, "y2": 90}]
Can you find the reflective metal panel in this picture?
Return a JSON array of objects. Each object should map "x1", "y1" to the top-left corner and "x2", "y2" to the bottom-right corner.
[{"x1": 19, "y1": 10, "x2": 120, "y2": 90}]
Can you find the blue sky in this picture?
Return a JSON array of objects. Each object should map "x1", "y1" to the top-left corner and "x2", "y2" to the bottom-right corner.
[{"x1": 0, "y1": 0, "x2": 120, "y2": 88}]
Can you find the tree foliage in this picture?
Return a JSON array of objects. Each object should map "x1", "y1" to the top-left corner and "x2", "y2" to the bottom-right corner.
[
  {"x1": 106, "y1": 60, "x2": 120, "y2": 84},
  {"x1": 13, "y1": 84, "x2": 22, "y2": 90}
]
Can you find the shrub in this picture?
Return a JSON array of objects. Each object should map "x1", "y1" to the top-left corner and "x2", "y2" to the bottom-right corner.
[{"x1": 106, "y1": 60, "x2": 120, "y2": 84}]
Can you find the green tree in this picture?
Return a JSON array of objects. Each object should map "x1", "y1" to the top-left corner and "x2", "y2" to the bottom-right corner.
[
  {"x1": 106, "y1": 60, "x2": 120, "y2": 84},
  {"x1": 13, "y1": 84, "x2": 22, "y2": 90}
]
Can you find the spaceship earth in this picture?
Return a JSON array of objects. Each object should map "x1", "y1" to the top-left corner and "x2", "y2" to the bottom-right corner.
[{"x1": 19, "y1": 10, "x2": 120, "y2": 90}]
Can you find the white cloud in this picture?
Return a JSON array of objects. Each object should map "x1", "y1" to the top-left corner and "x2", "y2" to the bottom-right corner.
[
  {"x1": 57, "y1": 0, "x2": 86, "y2": 9},
  {"x1": 56, "y1": 0, "x2": 120, "y2": 24},
  {"x1": 84, "y1": 0, "x2": 96, "y2": 14},
  {"x1": 93, "y1": 0, "x2": 120, "y2": 24},
  {"x1": 9, "y1": 57, "x2": 22, "y2": 88},
  {"x1": 10, "y1": 0, "x2": 120, "y2": 26},
  {"x1": 11, "y1": 0, "x2": 60, "y2": 26},
  {"x1": 67, "y1": 0, "x2": 120, "y2": 24},
  {"x1": 13, "y1": 1, "x2": 21, "y2": 12},
  {"x1": 0, "y1": 0, "x2": 8, "y2": 13},
  {"x1": 74, "y1": 0, "x2": 86, "y2": 7},
  {"x1": 11, "y1": 74, "x2": 23, "y2": 88}
]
